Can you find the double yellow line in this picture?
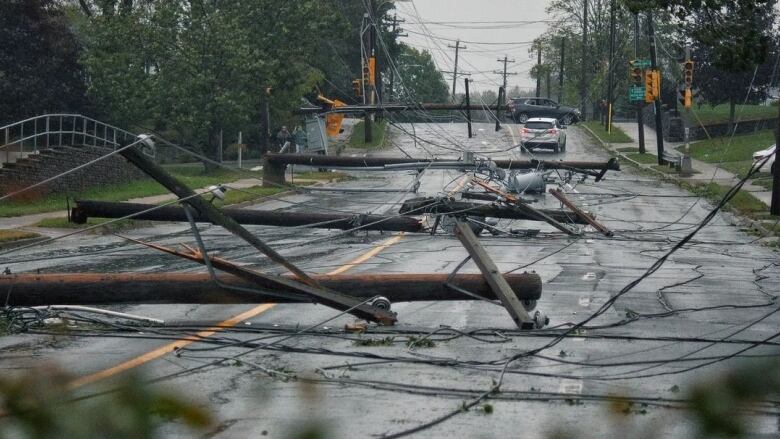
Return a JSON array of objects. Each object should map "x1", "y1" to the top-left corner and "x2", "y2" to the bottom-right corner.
[{"x1": 69, "y1": 234, "x2": 405, "y2": 389}]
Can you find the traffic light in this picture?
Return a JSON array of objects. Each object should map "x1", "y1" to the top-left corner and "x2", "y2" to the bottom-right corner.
[
  {"x1": 645, "y1": 70, "x2": 655, "y2": 102},
  {"x1": 645, "y1": 69, "x2": 660, "y2": 103},
  {"x1": 683, "y1": 60, "x2": 694, "y2": 88},
  {"x1": 352, "y1": 79, "x2": 362, "y2": 97},
  {"x1": 678, "y1": 88, "x2": 692, "y2": 110},
  {"x1": 630, "y1": 66, "x2": 643, "y2": 84}
]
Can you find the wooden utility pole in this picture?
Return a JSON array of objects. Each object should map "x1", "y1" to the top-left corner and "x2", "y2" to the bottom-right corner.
[
  {"x1": 580, "y1": 0, "x2": 589, "y2": 119},
  {"x1": 772, "y1": 100, "x2": 780, "y2": 215},
  {"x1": 635, "y1": 13, "x2": 646, "y2": 154},
  {"x1": 448, "y1": 39, "x2": 466, "y2": 97},
  {"x1": 495, "y1": 56, "x2": 517, "y2": 91},
  {"x1": 387, "y1": 13, "x2": 407, "y2": 101},
  {"x1": 648, "y1": 11, "x2": 665, "y2": 165},
  {"x1": 606, "y1": 0, "x2": 616, "y2": 133},
  {"x1": 535, "y1": 46, "x2": 542, "y2": 97},
  {"x1": 465, "y1": 78, "x2": 473, "y2": 138},
  {"x1": 559, "y1": 37, "x2": 565, "y2": 103}
]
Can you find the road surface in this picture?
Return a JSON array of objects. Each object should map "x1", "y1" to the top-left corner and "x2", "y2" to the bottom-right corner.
[{"x1": 1, "y1": 122, "x2": 779, "y2": 438}]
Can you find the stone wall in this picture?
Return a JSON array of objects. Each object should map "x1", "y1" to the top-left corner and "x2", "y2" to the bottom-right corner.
[{"x1": 0, "y1": 145, "x2": 146, "y2": 198}]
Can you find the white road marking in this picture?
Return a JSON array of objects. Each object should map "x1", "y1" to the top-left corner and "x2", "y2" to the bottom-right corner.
[
  {"x1": 582, "y1": 272, "x2": 597, "y2": 281},
  {"x1": 578, "y1": 296, "x2": 591, "y2": 307},
  {"x1": 558, "y1": 381, "x2": 583, "y2": 394}
]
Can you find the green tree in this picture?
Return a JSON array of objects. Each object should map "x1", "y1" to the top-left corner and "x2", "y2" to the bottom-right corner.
[
  {"x1": 393, "y1": 44, "x2": 449, "y2": 104},
  {"x1": 0, "y1": 0, "x2": 90, "y2": 125}
]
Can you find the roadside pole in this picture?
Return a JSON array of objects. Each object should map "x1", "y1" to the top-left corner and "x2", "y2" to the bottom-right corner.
[
  {"x1": 648, "y1": 11, "x2": 665, "y2": 165},
  {"x1": 465, "y1": 78, "x2": 473, "y2": 138},
  {"x1": 606, "y1": 0, "x2": 616, "y2": 133},
  {"x1": 635, "y1": 13, "x2": 646, "y2": 154},
  {"x1": 580, "y1": 0, "x2": 588, "y2": 119},
  {"x1": 558, "y1": 37, "x2": 565, "y2": 104},
  {"x1": 535, "y1": 46, "x2": 542, "y2": 98},
  {"x1": 772, "y1": 97, "x2": 780, "y2": 215}
]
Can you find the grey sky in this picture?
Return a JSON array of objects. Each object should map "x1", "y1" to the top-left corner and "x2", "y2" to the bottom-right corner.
[{"x1": 395, "y1": 0, "x2": 553, "y2": 92}]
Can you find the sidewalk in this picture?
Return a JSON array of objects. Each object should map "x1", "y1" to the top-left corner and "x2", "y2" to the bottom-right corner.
[{"x1": 606, "y1": 122, "x2": 773, "y2": 208}]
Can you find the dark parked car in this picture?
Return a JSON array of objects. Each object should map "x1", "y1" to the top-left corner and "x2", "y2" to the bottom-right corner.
[{"x1": 506, "y1": 97, "x2": 581, "y2": 125}]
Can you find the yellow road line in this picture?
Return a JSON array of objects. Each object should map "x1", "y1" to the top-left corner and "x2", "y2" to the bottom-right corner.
[
  {"x1": 68, "y1": 234, "x2": 405, "y2": 389},
  {"x1": 327, "y1": 234, "x2": 404, "y2": 275}
]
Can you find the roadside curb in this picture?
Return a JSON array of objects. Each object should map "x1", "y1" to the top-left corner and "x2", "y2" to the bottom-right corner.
[{"x1": 579, "y1": 123, "x2": 667, "y2": 176}]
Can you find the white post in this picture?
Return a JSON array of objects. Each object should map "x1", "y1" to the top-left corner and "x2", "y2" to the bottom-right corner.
[
  {"x1": 238, "y1": 131, "x2": 243, "y2": 168},
  {"x1": 219, "y1": 129, "x2": 223, "y2": 163}
]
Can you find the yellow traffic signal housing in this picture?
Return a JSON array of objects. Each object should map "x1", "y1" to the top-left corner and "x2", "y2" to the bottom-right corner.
[
  {"x1": 644, "y1": 70, "x2": 654, "y2": 102},
  {"x1": 684, "y1": 88, "x2": 692, "y2": 110},
  {"x1": 645, "y1": 69, "x2": 661, "y2": 103},
  {"x1": 683, "y1": 60, "x2": 694, "y2": 88}
]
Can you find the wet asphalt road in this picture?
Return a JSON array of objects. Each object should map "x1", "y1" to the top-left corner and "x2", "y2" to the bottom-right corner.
[{"x1": 2, "y1": 122, "x2": 780, "y2": 438}]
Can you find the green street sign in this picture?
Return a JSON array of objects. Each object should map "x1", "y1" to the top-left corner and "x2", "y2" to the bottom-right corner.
[
  {"x1": 629, "y1": 85, "x2": 645, "y2": 102},
  {"x1": 631, "y1": 59, "x2": 651, "y2": 69}
]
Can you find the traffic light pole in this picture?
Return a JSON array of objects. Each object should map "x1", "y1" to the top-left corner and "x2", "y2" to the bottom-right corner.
[
  {"x1": 634, "y1": 13, "x2": 646, "y2": 154},
  {"x1": 648, "y1": 12, "x2": 665, "y2": 165},
  {"x1": 606, "y1": 0, "x2": 616, "y2": 133}
]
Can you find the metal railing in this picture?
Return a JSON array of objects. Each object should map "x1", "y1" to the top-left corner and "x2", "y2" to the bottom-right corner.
[{"x1": 0, "y1": 114, "x2": 138, "y2": 165}]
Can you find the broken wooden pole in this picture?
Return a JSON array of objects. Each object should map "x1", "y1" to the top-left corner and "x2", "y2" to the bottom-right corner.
[
  {"x1": 399, "y1": 197, "x2": 591, "y2": 225},
  {"x1": 71, "y1": 200, "x2": 424, "y2": 233},
  {"x1": 262, "y1": 153, "x2": 620, "y2": 187},
  {"x1": 549, "y1": 188, "x2": 613, "y2": 237},
  {"x1": 118, "y1": 144, "x2": 396, "y2": 325},
  {"x1": 0, "y1": 272, "x2": 542, "y2": 307},
  {"x1": 454, "y1": 221, "x2": 543, "y2": 329}
]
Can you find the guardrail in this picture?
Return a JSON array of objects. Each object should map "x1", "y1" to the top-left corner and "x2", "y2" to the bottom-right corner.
[{"x1": 0, "y1": 114, "x2": 138, "y2": 164}]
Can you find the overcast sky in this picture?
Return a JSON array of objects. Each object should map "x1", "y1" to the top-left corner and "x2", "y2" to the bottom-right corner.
[{"x1": 394, "y1": 0, "x2": 553, "y2": 92}]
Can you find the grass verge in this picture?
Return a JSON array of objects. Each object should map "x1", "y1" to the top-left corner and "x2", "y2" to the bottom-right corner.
[
  {"x1": 582, "y1": 121, "x2": 633, "y2": 143},
  {"x1": 0, "y1": 165, "x2": 253, "y2": 218},
  {"x1": 349, "y1": 120, "x2": 388, "y2": 149},
  {"x1": 685, "y1": 104, "x2": 777, "y2": 125},
  {"x1": 680, "y1": 130, "x2": 773, "y2": 174},
  {"x1": 0, "y1": 229, "x2": 41, "y2": 242},
  {"x1": 682, "y1": 182, "x2": 767, "y2": 218}
]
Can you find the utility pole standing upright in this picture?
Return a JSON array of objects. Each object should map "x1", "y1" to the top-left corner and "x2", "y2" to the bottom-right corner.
[
  {"x1": 648, "y1": 12, "x2": 665, "y2": 164},
  {"x1": 448, "y1": 40, "x2": 466, "y2": 97},
  {"x1": 559, "y1": 37, "x2": 565, "y2": 103},
  {"x1": 465, "y1": 78, "x2": 473, "y2": 138},
  {"x1": 635, "y1": 13, "x2": 646, "y2": 154},
  {"x1": 606, "y1": 0, "x2": 616, "y2": 133},
  {"x1": 580, "y1": 0, "x2": 589, "y2": 119},
  {"x1": 387, "y1": 13, "x2": 407, "y2": 101},
  {"x1": 535, "y1": 46, "x2": 542, "y2": 97},
  {"x1": 772, "y1": 97, "x2": 780, "y2": 215},
  {"x1": 494, "y1": 56, "x2": 517, "y2": 91}
]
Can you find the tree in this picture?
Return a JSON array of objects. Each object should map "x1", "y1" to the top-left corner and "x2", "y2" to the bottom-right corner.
[
  {"x1": 75, "y1": 1, "x2": 340, "y2": 164},
  {"x1": 0, "y1": 0, "x2": 90, "y2": 125},
  {"x1": 393, "y1": 44, "x2": 449, "y2": 104}
]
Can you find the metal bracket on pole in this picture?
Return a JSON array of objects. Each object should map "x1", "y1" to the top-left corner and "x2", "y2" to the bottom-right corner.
[{"x1": 454, "y1": 221, "x2": 546, "y2": 329}]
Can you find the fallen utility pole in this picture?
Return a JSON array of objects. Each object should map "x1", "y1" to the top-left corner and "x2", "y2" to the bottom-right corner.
[
  {"x1": 127, "y1": 237, "x2": 398, "y2": 325},
  {"x1": 293, "y1": 103, "x2": 509, "y2": 116},
  {"x1": 454, "y1": 221, "x2": 545, "y2": 329},
  {"x1": 118, "y1": 144, "x2": 396, "y2": 324},
  {"x1": 549, "y1": 188, "x2": 613, "y2": 236},
  {"x1": 72, "y1": 200, "x2": 424, "y2": 233},
  {"x1": 262, "y1": 153, "x2": 620, "y2": 187},
  {"x1": 1, "y1": 272, "x2": 542, "y2": 307},
  {"x1": 471, "y1": 179, "x2": 579, "y2": 235},
  {"x1": 399, "y1": 197, "x2": 591, "y2": 225}
]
